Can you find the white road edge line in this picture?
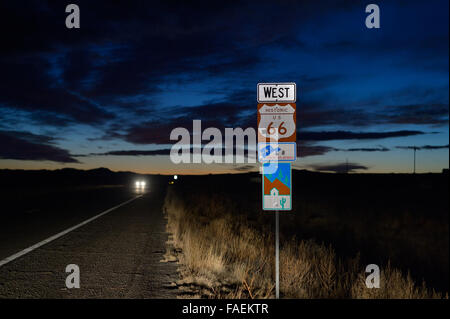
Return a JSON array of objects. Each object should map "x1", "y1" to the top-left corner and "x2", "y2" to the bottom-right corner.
[{"x1": 0, "y1": 195, "x2": 143, "y2": 268}]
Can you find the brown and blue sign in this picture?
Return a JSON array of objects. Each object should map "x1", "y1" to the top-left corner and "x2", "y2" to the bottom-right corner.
[{"x1": 262, "y1": 162, "x2": 292, "y2": 210}]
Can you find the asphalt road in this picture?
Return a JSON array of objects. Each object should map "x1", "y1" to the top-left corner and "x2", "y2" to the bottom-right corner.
[{"x1": 0, "y1": 186, "x2": 179, "y2": 298}]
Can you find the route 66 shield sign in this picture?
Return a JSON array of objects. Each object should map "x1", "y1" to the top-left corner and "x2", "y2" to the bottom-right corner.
[{"x1": 257, "y1": 103, "x2": 296, "y2": 143}]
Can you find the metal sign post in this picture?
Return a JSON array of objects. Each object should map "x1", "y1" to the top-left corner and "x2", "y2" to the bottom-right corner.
[
  {"x1": 275, "y1": 210, "x2": 279, "y2": 299},
  {"x1": 257, "y1": 82, "x2": 297, "y2": 300}
]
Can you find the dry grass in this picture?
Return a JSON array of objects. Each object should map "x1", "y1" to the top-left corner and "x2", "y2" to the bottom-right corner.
[
  {"x1": 164, "y1": 187, "x2": 444, "y2": 299},
  {"x1": 351, "y1": 262, "x2": 443, "y2": 299}
]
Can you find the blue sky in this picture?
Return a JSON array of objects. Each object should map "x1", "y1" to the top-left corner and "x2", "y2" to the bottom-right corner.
[{"x1": 0, "y1": 0, "x2": 448, "y2": 174}]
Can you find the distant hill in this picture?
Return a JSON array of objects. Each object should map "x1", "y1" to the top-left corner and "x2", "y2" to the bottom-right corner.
[{"x1": 0, "y1": 167, "x2": 148, "y2": 188}]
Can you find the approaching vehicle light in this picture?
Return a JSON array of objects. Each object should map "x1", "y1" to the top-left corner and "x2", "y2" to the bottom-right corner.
[
  {"x1": 174, "y1": 175, "x2": 178, "y2": 180},
  {"x1": 135, "y1": 180, "x2": 146, "y2": 189}
]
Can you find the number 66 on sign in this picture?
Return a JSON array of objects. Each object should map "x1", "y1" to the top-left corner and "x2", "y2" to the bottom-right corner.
[
  {"x1": 257, "y1": 103, "x2": 296, "y2": 142},
  {"x1": 257, "y1": 103, "x2": 297, "y2": 162}
]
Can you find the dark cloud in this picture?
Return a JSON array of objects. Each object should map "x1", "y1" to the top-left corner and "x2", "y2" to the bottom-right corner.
[
  {"x1": 310, "y1": 162, "x2": 369, "y2": 173},
  {"x1": 0, "y1": 58, "x2": 114, "y2": 126},
  {"x1": 2, "y1": 0, "x2": 322, "y2": 123},
  {"x1": 0, "y1": 130, "x2": 79, "y2": 163},
  {"x1": 119, "y1": 115, "x2": 426, "y2": 151},
  {"x1": 232, "y1": 165, "x2": 258, "y2": 172},
  {"x1": 299, "y1": 104, "x2": 370, "y2": 128},
  {"x1": 296, "y1": 74, "x2": 343, "y2": 94},
  {"x1": 0, "y1": 0, "x2": 385, "y2": 130},
  {"x1": 80, "y1": 149, "x2": 171, "y2": 156},
  {"x1": 383, "y1": 103, "x2": 449, "y2": 126},
  {"x1": 298, "y1": 100, "x2": 449, "y2": 129},
  {"x1": 396, "y1": 144, "x2": 449, "y2": 150},
  {"x1": 119, "y1": 99, "x2": 255, "y2": 145},
  {"x1": 124, "y1": 120, "x2": 192, "y2": 145},
  {"x1": 298, "y1": 143, "x2": 391, "y2": 157},
  {"x1": 82, "y1": 140, "x2": 392, "y2": 161},
  {"x1": 297, "y1": 142, "x2": 334, "y2": 157},
  {"x1": 333, "y1": 146, "x2": 390, "y2": 152},
  {"x1": 177, "y1": 102, "x2": 253, "y2": 126},
  {"x1": 299, "y1": 130, "x2": 425, "y2": 141},
  {"x1": 0, "y1": 1, "x2": 265, "y2": 127},
  {"x1": 6, "y1": 130, "x2": 55, "y2": 145},
  {"x1": 118, "y1": 95, "x2": 428, "y2": 146},
  {"x1": 297, "y1": 83, "x2": 449, "y2": 129},
  {"x1": 78, "y1": 144, "x2": 257, "y2": 161}
]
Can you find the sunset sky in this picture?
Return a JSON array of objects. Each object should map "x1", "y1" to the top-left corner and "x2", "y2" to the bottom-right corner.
[{"x1": 0, "y1": 0, "x2": 448, "y2": 174}]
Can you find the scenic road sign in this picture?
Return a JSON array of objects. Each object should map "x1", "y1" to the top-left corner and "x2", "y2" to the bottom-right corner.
[
  {"x1": 257, "y1": 83, "x2": 296, "y2": 103},
  {"x1": 258, "y1": 142, "x2": 296, "y2": 162},
  {"x1": 262, "y1": 162, "x2": 292, "y2": 211}
]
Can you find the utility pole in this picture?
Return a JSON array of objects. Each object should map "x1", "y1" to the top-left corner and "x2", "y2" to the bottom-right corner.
[{"x1": 413, "y1": 146, "x2": 417, "y2": 174}]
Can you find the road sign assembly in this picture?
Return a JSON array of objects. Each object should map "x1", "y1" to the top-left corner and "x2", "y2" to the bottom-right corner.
[
  {"x1": 257, "y1": 82, "x2": 297, "y2": 207},
  {"x1": 257, "y1": 82, "x2": 297, "y2": 300}
]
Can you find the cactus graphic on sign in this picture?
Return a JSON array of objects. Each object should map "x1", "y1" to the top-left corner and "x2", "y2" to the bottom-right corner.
[
  {"x1": 262, "y1": 162, "x2": 292, "y2": 211},
  {"x1": 280, "y1": 197, "x2": 286, "y2": 209}
]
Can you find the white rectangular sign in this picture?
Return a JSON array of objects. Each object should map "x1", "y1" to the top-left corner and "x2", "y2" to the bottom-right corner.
[
  {"x1": 258, "y1": 142, "x2": 296, "y2": 162},
  {"x1": 257, "y1": 83, "x2": 296, "y2": 103}
]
